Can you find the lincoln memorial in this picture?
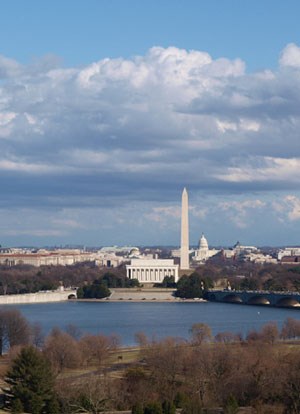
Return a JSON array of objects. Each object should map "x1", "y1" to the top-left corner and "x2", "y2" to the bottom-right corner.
[{"x1": 126, "y1": 259, "x2": 179, "y2": 283}]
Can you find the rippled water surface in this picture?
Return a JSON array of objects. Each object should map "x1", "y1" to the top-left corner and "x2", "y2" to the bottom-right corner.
[{"x1": 9, "y1": 301, "x2": 300, "y2": 345}]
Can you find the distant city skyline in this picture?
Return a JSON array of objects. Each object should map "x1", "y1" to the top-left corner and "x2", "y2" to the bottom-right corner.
[{"x1": 1, "y1": 1, "x2": 300, "y2": 246}]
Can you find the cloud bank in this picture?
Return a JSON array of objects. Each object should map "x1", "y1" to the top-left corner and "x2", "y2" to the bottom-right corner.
[{"x1": 1, "y1": 44, "x2": 300, "y2": 245}]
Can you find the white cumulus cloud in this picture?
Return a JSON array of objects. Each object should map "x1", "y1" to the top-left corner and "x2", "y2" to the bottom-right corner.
[
  {"x1": 1, "y1": 44, "x2": 300, "y2": 244},
  {"x1": 280, "y1": 43, "x2": 300, "y2": 68}
]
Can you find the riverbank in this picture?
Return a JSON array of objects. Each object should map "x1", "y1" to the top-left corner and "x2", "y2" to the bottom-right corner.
[
  {"x1": 0, "y1": 289, "x2": 76, "y2": 305},
  {"x1": 78, "y1": 288, "x2": 207, "y2": 302},
  {"x1": 76, "y1": 297, "x2": 207, "y2": 303},
  {"x1": 0, "y1": 288, "x2": 207, "y2": 305}
]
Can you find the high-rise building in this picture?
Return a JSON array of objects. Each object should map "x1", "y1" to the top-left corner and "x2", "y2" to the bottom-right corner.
[{"x1": 180, "y1": 187, "x2": 190, "y2": 270}]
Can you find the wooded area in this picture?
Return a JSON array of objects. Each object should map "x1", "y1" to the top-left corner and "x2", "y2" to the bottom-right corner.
[
  {"x1": 1, "y1": 310, "x2": 300, "y2": 413},
  {"x1": 1, "y1": 261, "x2": 300, "y2": 299}
]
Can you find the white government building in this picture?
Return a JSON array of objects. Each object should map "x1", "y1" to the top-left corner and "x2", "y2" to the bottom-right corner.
[
  {"x1": 126, "y1": 188, "x2": 187, "y2": 284},
  {"x1": 125, "y1": 190, "x2": 222, "y2": 283},
  {"x1": 126, "y1": 259, "x2": 179, "y2": 283},
  {"x1": 278, "y1": 247, "x2": 300, "y2": 260},
  {"x1": 193, "y1": 233, "x2": 220, "y2": 263},
  {"x1": 0, "y1": 249, "x2": 98, "y2": 267}
]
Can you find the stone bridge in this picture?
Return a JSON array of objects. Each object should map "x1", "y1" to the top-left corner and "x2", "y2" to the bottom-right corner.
[
  {"x1": 0, "y1": 289, "x2": 77, "y2": 305},
  {"x1": 205, "y1": 290, "x2": 300, "y2": 308}
]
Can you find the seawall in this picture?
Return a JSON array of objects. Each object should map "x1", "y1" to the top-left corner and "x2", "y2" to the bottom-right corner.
[
  {"x1": 109, "y1": 288, "x2": 177, "y2": 301},
  {"x1": 0, "y1": 289, "x2": 76, "y2": 305}
]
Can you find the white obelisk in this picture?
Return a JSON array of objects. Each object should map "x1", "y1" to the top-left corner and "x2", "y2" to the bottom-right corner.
[{"x1": 180, "y1": 187, "x2": 190, "y2": 270}]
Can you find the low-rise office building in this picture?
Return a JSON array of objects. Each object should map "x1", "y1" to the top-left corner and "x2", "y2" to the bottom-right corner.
[
  {"x1": 278, "y1": 247, "x2": 300, "y2": 261},
  {"x1": 0, "y1": 249, "x2": 97, "y2": 267}
]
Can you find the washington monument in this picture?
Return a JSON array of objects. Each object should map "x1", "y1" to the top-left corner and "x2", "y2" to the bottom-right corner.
[{"x1": 180, "y1": 187, "x2": 190, "y2": 270}]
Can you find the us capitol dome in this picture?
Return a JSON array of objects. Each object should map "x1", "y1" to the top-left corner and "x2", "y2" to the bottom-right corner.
[
  {"x1": 194, "y1": 233, "x2": 219, "y2": 263},
  {"x1": 199, "y1": 234, "x2": 209, "y2": 250}
]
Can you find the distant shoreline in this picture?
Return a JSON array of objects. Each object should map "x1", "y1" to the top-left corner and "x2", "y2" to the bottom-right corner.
[
  {"x1": 73, "y1": 298, "x2": 208, "y2": 303},
  {"x1": 0, "y1": 288, "x2": 208, "y2": 305},
  {"x1": 77, "y1": 287, "x2": 208, "y2": 303}
]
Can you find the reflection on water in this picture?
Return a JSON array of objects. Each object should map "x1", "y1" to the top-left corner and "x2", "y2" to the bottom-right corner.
[{"x1": 7, "y1": 301, "x2": 300, "y2": 346}]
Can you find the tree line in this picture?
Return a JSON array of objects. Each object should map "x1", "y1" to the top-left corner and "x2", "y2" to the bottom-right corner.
[
  {"x1": 77, "y1": 272, "x2": 140, "y2": 299},
  {"x1": 199, "y1": 260, "x2": 300, "y2": 292},
  {"x1": 0, "y1": 264, "x2": 139, "y2": 297},
  {"x1": 154, "y1": 264, "x2": 300, "y2": 298},
  {"x1": 76, "y1": 272, "x2": 213, "y2": 300},
  {"x1": 2, "y1": 261, "x2": 300, "y2": 298}
]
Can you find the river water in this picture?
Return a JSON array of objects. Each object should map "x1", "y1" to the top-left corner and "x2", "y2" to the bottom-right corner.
[{"x1": 8, "y1": 301, "x2": 300, "y2": 346}]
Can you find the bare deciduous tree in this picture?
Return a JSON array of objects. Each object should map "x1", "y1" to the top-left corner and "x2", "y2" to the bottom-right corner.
[
  {"x1": 65, "y1": 323, "x2": 82, "y2": 340},
  {"x1": 134, "y1": 331, "x2": 149, "y2": 348},
  {"x1": 56, "y1": 373, "x2": 118, "y2": 414},
  {"x1": 79, "y1": 334, "x2": 115, "y2": 367},
  {"x1": 0, "y1": 308, "x2": 30, "y2": 355},
  {"x1": 190, "y1": 323, "x2": 212, "y2": 345},
  {"x1": 30, "y1": 322, "x2": 44, "y2": 348},
  {"x1": 43, "y1": 328, "x2": 82, "y2": 373},
  {"x1": 260, "y1": 321, "x2": 279, "y2": 345},
  {"x1": 214, "y1": 331, "x2": 240, "y2": 343},
  {"x1": 281, "y1": 317, "x2": 300, "y2": 340}
]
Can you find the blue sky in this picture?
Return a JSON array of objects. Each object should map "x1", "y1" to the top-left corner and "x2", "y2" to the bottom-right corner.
[
  {"x1": 1, "y1": 0, "x2": 300, "y2": 247},
  {"x1": 2, "y1": 0, "x2": 300, "y2": 70}
]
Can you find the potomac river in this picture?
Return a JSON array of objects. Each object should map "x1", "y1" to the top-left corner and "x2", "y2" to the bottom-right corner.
[{"x1": 7, "y1": 301, "x2": 300, "y2": 345}]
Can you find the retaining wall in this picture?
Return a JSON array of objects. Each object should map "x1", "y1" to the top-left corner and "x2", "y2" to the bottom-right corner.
[{"x1": 0, "y1": 290, "x2": 76, "y2": 304}]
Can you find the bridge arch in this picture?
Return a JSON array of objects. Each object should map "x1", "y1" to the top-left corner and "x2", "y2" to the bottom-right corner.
[
  {"x1": 223, "y1": 294, "x2": 243, "y2": 304},
  {"x1": 247, "y1": 296, "x2": 270, "y2": 306},
  {"x1": 68, "y1": 294, "x2": 76, "y2": 300},
  {"x1": 276, "y1": 297, "x2": 300, "y2": 307}
]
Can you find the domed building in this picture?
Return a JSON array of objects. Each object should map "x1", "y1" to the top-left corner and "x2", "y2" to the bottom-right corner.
[
  {"x1": 199, "y1": 234, "x2": 208, "y2": 250},
  {"x1": 194, "y1": 233, "x2": 219, "y2": 263},
  {"x1": 129, "y1": 247, "x2": 141, "y2": 258}
]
